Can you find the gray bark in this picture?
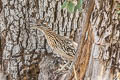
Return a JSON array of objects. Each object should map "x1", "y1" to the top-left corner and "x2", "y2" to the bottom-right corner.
[
  {"x1": 85, "y1": 0, "x2": 120, "y2": 80},
  {"x1": 0, "y1": 0, "x2": 80, "y2": 80},
  {"x1": 0, "y1": 0, "x2": 119, "y2": 80}
]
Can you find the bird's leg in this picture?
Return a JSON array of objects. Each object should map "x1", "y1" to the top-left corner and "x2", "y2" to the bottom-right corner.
[
  {"x1": 57, "y1": 61, "x2": 73, "y2": 72},
  {"x1": 69, "y1": 61, "x2": 74, "y2": 70},
  {"x1": 59, "y1": 62, "x2": 70, "y2": 71},
  {"x1": 58, "y1": 62, "x2": 69, "y2": 72}
]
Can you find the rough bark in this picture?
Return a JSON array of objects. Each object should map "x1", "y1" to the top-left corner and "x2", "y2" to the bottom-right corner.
[
  {"x1": 70, "y1": 0, "x2": 120, "y2": 80},
  {"x1": 0, "y1": 0, "x2": 120, "y2": 80},
  {"x1": 0, "y1": 0, "x2": 80, "y2": 80},
  {"x1": 87, "y1": 0, "x2": 120, "y2": 80},
  {"x1": 69, "y1": 0, "x2": 95, "y2": 79},
  {"x1": 0, "y1": 0, "x2": 2, "y2": 13}
]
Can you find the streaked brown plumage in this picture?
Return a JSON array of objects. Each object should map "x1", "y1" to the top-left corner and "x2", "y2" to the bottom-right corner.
[{"x1": 31, "y1": 25, "x2": 78, "y2": 61}]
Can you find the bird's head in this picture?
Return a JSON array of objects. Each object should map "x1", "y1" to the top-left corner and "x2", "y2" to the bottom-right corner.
[{"x1": 30, "y1": 19, "x2": 52, "y2": 34}]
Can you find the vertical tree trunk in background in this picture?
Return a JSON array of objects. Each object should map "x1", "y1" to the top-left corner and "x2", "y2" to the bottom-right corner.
[
  {"x1": 89, "y1": 0, "x2": 120, "y2": 79},
  {"x1": 0, "y1": 0, "x2": 119, "y2": 80},
  {"x1": 0, "y1": 0, "x2": 80, "y2": 80},
  {"x1": 0, "y1": 0, "x2": 2, "y2": 13},
  {"x1": 0, "y1": 0, "x2": 3, "y2": 70},
  {"x1": 70, "y1": 0, "x2": 120, "y2": 80},
  {"x1": 86, "y1": 0, "x2": 120, "y2": 80},
  {"x1": 69, "y1": 0, "x2": 95, "y2": 80}
]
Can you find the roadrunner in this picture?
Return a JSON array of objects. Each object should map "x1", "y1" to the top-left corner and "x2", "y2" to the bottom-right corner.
[{"x1": 31, "y1": 22, "x2": 78, "y2": 70}]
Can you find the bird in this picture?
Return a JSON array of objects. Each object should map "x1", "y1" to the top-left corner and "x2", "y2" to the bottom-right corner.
[
  {"x1": 30, "y1": 21, "x2": 78, "y2": 71},
  {"x1": 31, "y1": 25, "x2": 78, "y2": 60}
]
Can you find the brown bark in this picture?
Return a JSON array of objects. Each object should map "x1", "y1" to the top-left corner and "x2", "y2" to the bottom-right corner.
[
  {"x1": 0, "y1": 0, "x2": 2, "y2": 13},
  {"x1": 0, "y1": 0, "x2": 80, "y2": 80},
  {"x1": 0, "y1": 0, "x2": 119, "y2": 80},
  {"x1": 69, "y1": 0, "x2": 95, "y2": 79},
  {"x1": 86, "y1": 0, "x2": 120, "y2": 79},
  {"x1": 70, "y1": 0, "x2": 120, "y2": 80}
]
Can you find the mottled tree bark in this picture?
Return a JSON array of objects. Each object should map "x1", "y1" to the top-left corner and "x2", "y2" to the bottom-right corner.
[
  {"x1": 70, "y1": 0, "x2": 120, "y2": 80},
  {"x1": 0, "y1": 0, "x2": 120, "y2": 80},
  {"x1": 0, "y1": 0, "x2": 2, "y2": 13},
  {"x1": 0, "y1": 0, "x2": 80, "y2": 80}
]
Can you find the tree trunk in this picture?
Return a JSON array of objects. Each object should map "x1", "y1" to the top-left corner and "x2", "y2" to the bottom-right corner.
[
  {"x1": 87, "y1": 0, "x2": 120, "y2": 79},
  {"x1": 0, "y1": 0, "x2": 119, "y2": 80},
  {"x1": 70, "y1": 0, "x2": 120, "y2": 80},
  {"x1": 0, "y1": 0, "x2": 80, "y2": 80}
]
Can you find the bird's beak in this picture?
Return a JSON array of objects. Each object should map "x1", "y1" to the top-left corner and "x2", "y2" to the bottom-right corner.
[
  {"x1": 30, "y1": 23, "x2": 37, "y2": 29},
  {"x1": 30, "y1": 22, "x2": 40, "y2": 29},
  {"x1": 30, "y1": 26, "x2": 39, "y2": 30}
]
